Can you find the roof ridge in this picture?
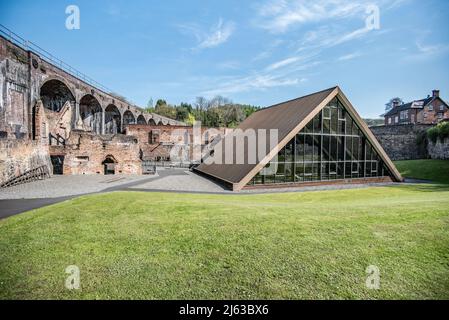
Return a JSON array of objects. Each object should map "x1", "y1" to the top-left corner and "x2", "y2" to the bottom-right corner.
[{"x1": 255, "y1": 86, "x2": 338, "y2": 113}]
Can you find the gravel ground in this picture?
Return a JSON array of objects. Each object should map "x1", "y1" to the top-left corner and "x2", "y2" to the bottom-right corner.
[
  {"x1": 130, "y1": 170, "x2": 399, "y2": 194},
  {"x1": 0, "y1": 174, "x2": 158, "y2": 200},
  {"x1": 1, "y1": 169, "x2": 405, "y2": 200},
  {"x1": 130, "y1": 170, "x2": 229, "y2": 193}
]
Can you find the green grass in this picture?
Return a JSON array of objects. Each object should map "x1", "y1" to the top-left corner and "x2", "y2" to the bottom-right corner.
[
  {"x1": 395, "y1": 159, "x2": 449, "y2": 184},
  {"x1": 1, "y1": 184, "x2": 449, "y2": 300}
]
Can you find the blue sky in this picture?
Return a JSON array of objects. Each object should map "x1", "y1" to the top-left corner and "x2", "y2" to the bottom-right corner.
[{"x1": 1, "y1": 0, "x2": 448, "y2": 117}]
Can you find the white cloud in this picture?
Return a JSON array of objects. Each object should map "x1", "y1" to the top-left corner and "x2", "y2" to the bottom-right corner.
[
  {"x1": 178, "y1": 18, "x2": 236, "y2": 50},
  {"x1": 218, "y1": 61, "x2": 241, "y2": 70},
  {"x1": 254, "y1": 0, "x2": 409, "y2": 34},
  {"x1": 403, "y1": 41, "x2": 449, "y2": 61},
  {"x1": 255, "y1": 0, "x2": 367, "y2": 33},
  {"x1": 202, "y1": 74, "x2": 303, "y2": 96},
  {"x1": 265, "y1": 57, "x2": 302, "y2": 71},
  {"x1": 416, "y1": 41, "x2": 449, "y2": 55},
  {"x1": 338, "y1": 52, "x2": 362, "y2": 61}
]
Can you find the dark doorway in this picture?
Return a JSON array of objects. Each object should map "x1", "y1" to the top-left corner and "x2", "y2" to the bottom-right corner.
[
  {"x1": 51, "y1": 156, "x2": 65, "y2": 175},
  {"x1": 103, "y1": 156, "x2": 117, "y2": 175}
]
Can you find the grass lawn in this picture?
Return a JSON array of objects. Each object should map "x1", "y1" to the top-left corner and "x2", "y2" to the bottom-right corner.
[
  {"x1": 394, "y1": 159, "x2": 449, "y2": 184},
  {"x1": 1, "y1": 183, "x2": 449, "y2": 299}
]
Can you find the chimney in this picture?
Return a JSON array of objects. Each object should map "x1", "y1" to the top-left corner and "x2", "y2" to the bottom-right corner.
[
  {"x1": 432, "y1": 90, "x2": 440, "y2": 98},
  {"x1": 392, "y1": 98, "x2": 401, "y2": 108}
]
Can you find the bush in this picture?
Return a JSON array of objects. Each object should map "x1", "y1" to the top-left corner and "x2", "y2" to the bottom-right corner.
[{"x1": 427, "y1": 122, "x2": 449, "y2": 143}]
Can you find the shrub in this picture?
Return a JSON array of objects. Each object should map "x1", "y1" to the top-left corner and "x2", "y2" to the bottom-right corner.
[{"x1": 427, "y1": 122, "x2": 449, "y2": 143}]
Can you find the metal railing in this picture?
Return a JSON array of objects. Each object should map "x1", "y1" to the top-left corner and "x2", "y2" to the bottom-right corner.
[
  {"x1": 0, "y1": 24, "x2": 112, "y2": 94},
  {"x1": 0, "y1": 165, "x2": 50, "y2": 188},
  {"x1": 142, "y1": 161, "x2": 195, "y2": 169}
]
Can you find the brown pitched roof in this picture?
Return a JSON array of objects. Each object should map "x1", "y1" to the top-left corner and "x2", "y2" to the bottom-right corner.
[{"x1": 196, "y1": 86, "x2": 403, "y2": 191}]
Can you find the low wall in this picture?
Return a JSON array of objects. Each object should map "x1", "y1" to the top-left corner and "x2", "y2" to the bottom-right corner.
[
  {"x1": 428, "y1": 139, "x2": 449, "y2": 160},
  {"x1": 0, "y1": 139, "x2": 51, "y2": 185},
  {"x1": 370, "y1": 124, "x2": 432, "y2": 161}
]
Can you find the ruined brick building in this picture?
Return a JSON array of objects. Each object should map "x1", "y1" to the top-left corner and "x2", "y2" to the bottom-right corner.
[{"x1": 0, "y1": 31, "x2": 218, "y2": 186}]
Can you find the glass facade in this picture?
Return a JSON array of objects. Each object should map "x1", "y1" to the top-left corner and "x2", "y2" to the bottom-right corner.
[{"x1": 248, "y1": 98, "x2": 392, "y2": 186}]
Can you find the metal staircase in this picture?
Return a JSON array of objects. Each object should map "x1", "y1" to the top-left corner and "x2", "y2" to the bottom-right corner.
[{"x1": 0, "y1": 165, "x2": 50, "y2": 188}]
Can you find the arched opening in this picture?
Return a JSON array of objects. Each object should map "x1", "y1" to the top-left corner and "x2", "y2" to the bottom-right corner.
[
  {"x1": 105, "y1": 104, "x2": 121, "y2": 134},
  {"x1": 79, "y1": 94, "x2": 102, "y2": 134},
  {"x1": 40, "y1": 79, "x2": 75, "y2": 112},
  {"x1": 149, "y1": 118, "x2": 157, "y2": 126},
  {"x1": 137, "y1": 115, "x2": 147, "y2": 125},
  {"x1": 123, "y1": 110, "x2": 136, "y2": 126},
  {"x1": 102, "y1": 155, "x2": 117, "y2": 175}
]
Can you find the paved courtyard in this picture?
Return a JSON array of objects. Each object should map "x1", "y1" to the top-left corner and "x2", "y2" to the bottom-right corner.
[
  {"x1": 0, "y1": 174, "x2": 157, "y2": 200},
  {"x1": 0, "y1": 168, "x2": 406, "y2": 219}
]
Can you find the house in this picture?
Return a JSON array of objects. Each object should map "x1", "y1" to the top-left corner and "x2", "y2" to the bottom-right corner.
[
  {"x1": 384, "y1": 90, "x2": 449, "y2": 126},
  {"x1": 195, "y1": 87, "x2": 402, "y2": 191}
]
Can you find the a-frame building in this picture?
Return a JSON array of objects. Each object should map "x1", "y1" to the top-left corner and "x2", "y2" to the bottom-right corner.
[{"x1": 196, "y1": 87, "x2": 403, "y2": 191}]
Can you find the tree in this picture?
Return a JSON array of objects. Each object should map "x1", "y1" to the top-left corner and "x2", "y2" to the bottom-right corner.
[
  {"x1": 185, "y1": 113, "x2": 196, "y2": 126},
  {"x1": 175, "y1": 106, "x2": 190, "y2": 122}
]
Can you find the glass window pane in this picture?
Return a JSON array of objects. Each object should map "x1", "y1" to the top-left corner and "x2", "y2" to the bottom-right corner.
[
  {"x1": 296, "y1": 135, "x2": 304, "y2": 162},
  {"x1": 304, "y1": 163, "x2": 313, "y2": 182},
  {"x1": 305, "y1": 135, "x2": 313, "y2": 161},
  {"x1": 295, "y1": 163, "x2": 304, "y2": 182},
  {"x1": 323, "y1": 136, "x2": 330, "y2": 161},
  {"x1": 331, "y1": 107, "x2": 338, "y2": 134},
  {"x1": 338, "y1": 136, "x2": 344, "y2": 161},
  {"x1": 313, "y1": 114, "x2": 321, "y2": 134},
  {"x1": 285, "y1": 140, "x2": 293, "y2": 162},
  {"x1": 323, "y1": 107, "x2": 331, "y2": 119},
  {"x1": 330, "y1": 136, "x2": 337, "y2": 161},
  {"x1": 352, "y1": 121, "x2": 358, "y2": 136},
  {"x1": 313, "y1": 135, "x2": 321, "y2": 162},
  {"x1": 323, "y1": 119, "x2": 330, "y2": 134},
  {"x1": 285, "y1": 162, "x2": 293, "y2": 183}
]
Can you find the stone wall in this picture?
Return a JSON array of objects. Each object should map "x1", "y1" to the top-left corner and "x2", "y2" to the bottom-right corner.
[
  {"x1": 0, "y1": 139, "x2": 51, "y2": 185},
  {"x1": 428, "y1": 139, "x2": 449, "y2": 160},
  {"x1": 370, "y1": 124, "x2": 432, "y2": 160}
]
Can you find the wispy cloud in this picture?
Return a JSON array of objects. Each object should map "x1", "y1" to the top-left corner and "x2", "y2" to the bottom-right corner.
[
  {"x1": 338, "y1": 52, "x2": 362, "y2": 61},
  {"x1": 416, "y1": 41, "x2": 449, "y2": 55},
  {"x1": 265, "y1": 56, "x2": 302, "y2": 71},
  {"x1": 178, "y1": 18, "x2": 236, "y2": 50},
  {"x1": 202, "y1": 74, "x2": 304, "y2": 96},
  {"x1": 217, "y1": 61, "x2": 241, "y2": 70},
  {"x1": 201, "y1": 54, "x2": 317, "y2": 96},
  {"x1": 403, "y1": 41, "x2": 449, "y2": 61},
  {"x1": 254, "y1": 0, "x2": 367, "y2": 33}
]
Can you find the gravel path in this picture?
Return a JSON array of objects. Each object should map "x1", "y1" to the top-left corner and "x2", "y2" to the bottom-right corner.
[
  {"x1": 0, "y1": 174, "x2": 158, "y2": 200},
  {"x1": 130, "y1": 170, "x2": 229, "y2": 193}
]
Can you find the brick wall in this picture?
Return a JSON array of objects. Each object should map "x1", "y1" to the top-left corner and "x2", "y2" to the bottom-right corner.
[
  {"x1": 0, "y1": 139, "x2": 51, "y2": 185},
  {"x1": 62, "y1": 131, "x2": 142, "y2": 175}
]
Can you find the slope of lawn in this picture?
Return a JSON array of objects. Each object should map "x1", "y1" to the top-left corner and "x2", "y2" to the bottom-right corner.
[
  {"x1": 1, "y1": 184, "x2": 449, "y2": 300},
  {"x1": 394, "y1": 159, "x2": 449, "y2": 184}
]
